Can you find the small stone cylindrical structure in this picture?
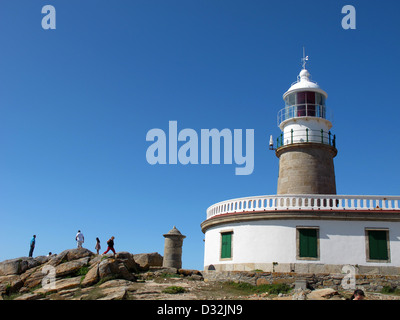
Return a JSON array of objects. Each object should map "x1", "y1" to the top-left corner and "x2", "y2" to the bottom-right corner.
[
  {"x1": 276, "y1": 143, "x2": 337, "y2": 194},
  {"x1": 163, "y1": 226, "x2": 186, "y2": 269}
]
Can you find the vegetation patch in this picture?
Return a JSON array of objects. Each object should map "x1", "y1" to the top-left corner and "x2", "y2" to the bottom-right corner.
[
  {"x1": 76, "y1": 266, "x2": 89, "y2": 276},
  {"x1": 162, "y1": 286, "x2": 186, "y2": 294},
  {"x1": 96, "y1": 275, "x2": 118, "y2": 286},
  {"x1": 381, "y1": 286, "x2": 400, "y2": 295},
  {"x1": 160, "y1": 272, "x2": 181, "y2": 278}
]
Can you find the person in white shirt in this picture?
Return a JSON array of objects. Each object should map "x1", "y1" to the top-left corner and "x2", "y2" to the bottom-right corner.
[{"x1": 76, "y1": 230, "x2": 84, "y2": 248}]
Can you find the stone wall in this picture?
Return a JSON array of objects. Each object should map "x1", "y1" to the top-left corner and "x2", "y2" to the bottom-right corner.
[
  {"x1": 276, "y1": 143, "x2": 337, "y2": 194},
  {"x1": 203, "y1": 270, "x2": 400, "y2": 292},
  {"x1": 205, "y1": 262, "x2": 400, "y2": 276}
]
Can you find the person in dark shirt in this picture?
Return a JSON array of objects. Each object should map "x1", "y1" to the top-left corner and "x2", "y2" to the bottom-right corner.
[{"x1": 103, "y1": 236, "x2": 116, "y2": 255}]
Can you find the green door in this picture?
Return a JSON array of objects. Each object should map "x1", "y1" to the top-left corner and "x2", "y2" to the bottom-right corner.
[
  {"x1": 221, "y1": 232, "x2": 232, "y2": 259},
  {"x1": 368, "y1": 230, "x2": 388, "y2": 260},
  {"x1": 299, "y1": 228, "x2": 318, "y2": 258}
]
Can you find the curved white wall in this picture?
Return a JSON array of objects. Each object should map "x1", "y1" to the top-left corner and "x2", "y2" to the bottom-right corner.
[
  {"x1": 204, "y1": 219, "x2": 400, "y2": 269},
  {"x1": 282, "y1": 118, "x2": 332, "y2": 145}
]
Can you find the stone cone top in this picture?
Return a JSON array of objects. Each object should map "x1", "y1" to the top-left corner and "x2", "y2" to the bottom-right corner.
[{"x1": 163, "y1": 226, "x2": 186, "y2": 238}]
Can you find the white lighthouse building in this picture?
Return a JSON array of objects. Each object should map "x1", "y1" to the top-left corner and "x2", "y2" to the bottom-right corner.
[{"x1": 201, "y1": 56, "x2": 400, "y2": 275}]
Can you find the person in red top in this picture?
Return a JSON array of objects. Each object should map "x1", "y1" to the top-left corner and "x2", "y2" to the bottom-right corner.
[{"x1": 103, "y1": 236, "x2": 116, "y2": 255}]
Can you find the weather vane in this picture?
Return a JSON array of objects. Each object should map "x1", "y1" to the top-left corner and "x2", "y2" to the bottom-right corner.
[{"x1": 301, "y1": 47, "x2": 309, "y2": 69}]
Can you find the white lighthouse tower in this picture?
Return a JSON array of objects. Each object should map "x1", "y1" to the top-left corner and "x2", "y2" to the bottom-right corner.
[{"x1": 275, "y1": 53, "x2": 337, "y2": 195}]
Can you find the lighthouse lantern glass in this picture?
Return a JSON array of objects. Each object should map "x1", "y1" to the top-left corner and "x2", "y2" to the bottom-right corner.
[{"x1": 283, "y1": 91, "x2": 326, "y2": 122}]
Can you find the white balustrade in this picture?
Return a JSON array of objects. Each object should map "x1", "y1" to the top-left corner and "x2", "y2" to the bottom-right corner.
[{"x1": 206, "y1": 194, "x2": 400, "y2": 219}]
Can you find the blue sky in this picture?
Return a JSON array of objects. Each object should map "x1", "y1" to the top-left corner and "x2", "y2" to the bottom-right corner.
[{"x1": 0, "y1": 0, "x2": 399, "y2": 270}]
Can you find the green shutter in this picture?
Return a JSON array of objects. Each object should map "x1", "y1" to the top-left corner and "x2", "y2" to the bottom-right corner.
[
  {"x1": 368, "y1": 230, "x2": 388, "y2": 260},
  {"x1": 221, "y1": 233, "x2": 232, "y2": 259},
  {"x1": 299, "y1": 229, "x2": 318, "y2": 258}
]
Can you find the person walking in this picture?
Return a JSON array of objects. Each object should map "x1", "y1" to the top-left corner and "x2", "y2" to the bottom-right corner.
[
  {"x1": 95, "y1": 237, "x2": 101, "y2": 254},
  {"x1": 76, "y1": 230, "x2": 85, "y2": 248},
  {"x1": 29, "y1": 235, "x2": 36, "y2": 257},
  {"x1": 103, "y1": 236, "x2": 116, "y2": 255}
]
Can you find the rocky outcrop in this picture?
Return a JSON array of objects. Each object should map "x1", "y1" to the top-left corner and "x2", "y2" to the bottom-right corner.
[
  {"x1": 97, "y1": 257, "x2": 136, "y2": 282},
  {"x1": 0, "y1": 250, "x2": 212, "y2": 300},
  {"x1": 2, "y1": 252, "x2": 400, "y2": 301},
  {"x1": 0, "y1": 257, "x2": 41, "y2": 276},
  {"x1": 0, "y1": 249, "x2": 162, "y2": 299},
  {"x1": 55, "y1": 257, "x2": 90, "y2": 277},
  {"x1": 291, "y1": 288, "x2": 340, "y2": 300},
  {"x1": 132, "y1": 252, "x2": 163, "y2": 271},
  {"x1": 47, "y1": 248, "x2": 93, "y2": 267}
]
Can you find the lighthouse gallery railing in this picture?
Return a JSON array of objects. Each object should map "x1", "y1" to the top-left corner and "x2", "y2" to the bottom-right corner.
[
  {"x1": 277, "y1": 104, "x2": 333, "y2": 125},
  {"x1": 206, "y1": 195, "x2": 400, "y2": 219},
  {"x1": 275, "y1": 128, "x2": 336, "y2": 149}
]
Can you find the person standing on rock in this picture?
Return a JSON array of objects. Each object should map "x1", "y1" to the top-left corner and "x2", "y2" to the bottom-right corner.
[
  {"x1": 76, "y1": 230, "x2": 85, "y2": 248},
  {"x1": 103, "y1": 236, "x2": 116, "y2": 255},
  {"x1": 95, "y1": 237, "x2": 101, "y2": 254},
  {"x1": 29, "y1": 235, "x2": 36, "y2": 257}
]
